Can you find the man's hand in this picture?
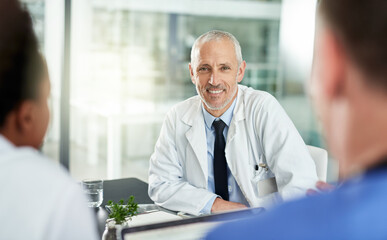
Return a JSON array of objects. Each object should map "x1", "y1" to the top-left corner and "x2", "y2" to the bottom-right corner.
[
  {"x1": 211, "y1": 198, "x2": 248, "y2": 213},
  {"x1": 306, "y1": 181, "x2": 335, "y2": 196}
]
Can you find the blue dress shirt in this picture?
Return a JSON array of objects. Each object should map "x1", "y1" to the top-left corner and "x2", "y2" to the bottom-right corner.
[{"x1": 200, "y1": 98, "x2": 250, "y2": 214}]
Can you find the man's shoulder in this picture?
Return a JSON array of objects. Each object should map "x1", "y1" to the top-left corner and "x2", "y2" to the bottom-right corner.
[
  {"x1": 238, "y1": 85, "x2": 277, "y2": 106},
  {"x1": 239, "y1": 84, "x2": 272, "y2": 97},
  {"x1": 264, "y1": 176, "x2": 387, "y2": 237},
  {"x1": 237, "y1": 85, "x2": 280, "y2": 115},
  {"x1": 207, "y1": 174, "x2": 387, "y2": 240},
  {"x1": 0, "y1": 146, "x2": 96, "y2": 240},
  {"x1": 1, "y1": 146, "x2": 74, "y2": 188},
  {"x1": 0, "y1": 146, "x2": 78, "y2": 207},
  {"x1": 267, "y1": 173, "x2": 387, "y2": 221},
  {"x1": 167, "y1": 95, "x2": 201, "y2": 117}
]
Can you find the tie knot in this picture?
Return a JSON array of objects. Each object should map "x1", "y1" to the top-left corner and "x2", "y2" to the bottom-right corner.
[{"x1": 212, "y1": 119, "x2": 226, "y2": 134}]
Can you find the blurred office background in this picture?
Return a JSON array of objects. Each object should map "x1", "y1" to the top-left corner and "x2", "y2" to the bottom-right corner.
[{"x1": 23, "y1": 0, "x2": 338, "y2": 182}]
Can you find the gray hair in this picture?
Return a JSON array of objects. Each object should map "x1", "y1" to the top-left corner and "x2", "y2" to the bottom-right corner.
[{"x1": 190, "y1": 30, "x2": 243, "y2": 70}]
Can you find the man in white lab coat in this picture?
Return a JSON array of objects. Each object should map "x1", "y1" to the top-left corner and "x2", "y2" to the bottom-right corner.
[
  {"x1": 148, "y1": 30, "x2": 318, "y2": 216},
  {"x1": 0, "y1": 1, "x2": 98, "y2": 239}
]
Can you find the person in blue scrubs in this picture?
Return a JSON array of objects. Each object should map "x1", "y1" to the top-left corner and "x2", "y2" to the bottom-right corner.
[{"x1": 206, "y1": 0, "x2": 387, "y2": 239}]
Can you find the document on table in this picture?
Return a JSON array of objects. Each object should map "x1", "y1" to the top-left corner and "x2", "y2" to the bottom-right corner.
[
  {"x1": 128, "y1": 210, "x2": 183, "y2": 227},
  {"x1": 124, "y1": 221, "x2": 219, "y2": 240}
]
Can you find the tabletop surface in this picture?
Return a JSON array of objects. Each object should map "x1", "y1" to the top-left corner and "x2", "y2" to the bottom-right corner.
[
  {"x1": 120, "y1": 207, "x2": 265, "y2": 240},
  {"x1": 93, "y1": 178, "x2": 264, "y2": 239}
]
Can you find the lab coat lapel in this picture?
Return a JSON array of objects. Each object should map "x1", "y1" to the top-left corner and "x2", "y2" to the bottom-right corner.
[
  {"x1": 226, "y1": 87, "x2": 245, "y2": 145},
  {"x1": 182, "y1": 100, "x2": 208, "y2": 183},
  {"x1": 226, "y1": 88, "x2": 246, "y2": 172}
]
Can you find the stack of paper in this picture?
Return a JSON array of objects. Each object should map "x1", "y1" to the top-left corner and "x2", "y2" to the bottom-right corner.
[{"x1": 128, "y1": 211, "x2": 183, "y2": 227}]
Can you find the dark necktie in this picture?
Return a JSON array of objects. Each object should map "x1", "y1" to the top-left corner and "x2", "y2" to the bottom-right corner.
[{"x1": 212, "y1": 119, "x2": 229, "y2": 201}]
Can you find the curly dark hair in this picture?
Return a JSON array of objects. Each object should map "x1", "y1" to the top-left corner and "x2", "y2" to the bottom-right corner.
[
  {"x1": 319, "y1": 0, "x2": 387, "y2": 89},
  {"x1": 0, "y1": 0, "x2": 45, "y2": 127}
]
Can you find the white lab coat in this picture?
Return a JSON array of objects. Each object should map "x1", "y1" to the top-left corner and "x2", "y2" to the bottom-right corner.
[
  {"x1": 148, "y1": 85, "x2": 318, "y2": 216},
  {"x1": 0, "y1": 135, "x2": 98, "y2": 240}
]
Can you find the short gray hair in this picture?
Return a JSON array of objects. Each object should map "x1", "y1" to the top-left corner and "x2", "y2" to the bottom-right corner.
[{"x1": 190, "y1": 30, "x2": 243, "y2": 70}]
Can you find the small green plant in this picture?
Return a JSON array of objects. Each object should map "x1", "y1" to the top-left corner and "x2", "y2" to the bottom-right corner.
[{"x1": 107, "y1": 196, "x2": 139, "y2": 225}]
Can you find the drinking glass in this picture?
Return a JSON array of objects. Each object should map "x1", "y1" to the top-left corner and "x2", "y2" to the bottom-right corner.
[{"x1": 82, "y1": 179, "x2": 103, "y2": 207}]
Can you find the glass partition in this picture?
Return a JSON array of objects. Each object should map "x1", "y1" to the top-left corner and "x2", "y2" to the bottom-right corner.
[
  {"x1": 21, "y1": 0, "x2": 62, "y2": 165},
  {"x1": 25, "y1": 0, "x2": 335, "y2": 182}
]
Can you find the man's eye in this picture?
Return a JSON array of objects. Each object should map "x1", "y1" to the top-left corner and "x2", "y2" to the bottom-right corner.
[
  {"x1": 198, "y1": 67, "x2": 209, "y2": 72},
  {"x1": 221, "y1": 66, "x2": 230, "y2": 70}
]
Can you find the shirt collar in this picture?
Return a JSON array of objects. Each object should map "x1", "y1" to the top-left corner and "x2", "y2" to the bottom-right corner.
[{"x1": 202, "y1": 96, "x2": 237, "y2": 129}]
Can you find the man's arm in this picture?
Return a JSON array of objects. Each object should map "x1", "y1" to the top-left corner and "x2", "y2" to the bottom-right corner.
[
  {"x1": 148, "y1": 109, "x2": 216, "y2": 216},
  {"x1": 211, "y1": 198, "x2": 247, "y2": 213},
  {"x1": 307, "y1": 181, "x2": 335, "y2": 196}
]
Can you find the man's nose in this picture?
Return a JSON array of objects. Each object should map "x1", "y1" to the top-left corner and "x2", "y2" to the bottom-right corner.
[{"x1": 209, "y1": 71, "x2": 220, "y2": 86}]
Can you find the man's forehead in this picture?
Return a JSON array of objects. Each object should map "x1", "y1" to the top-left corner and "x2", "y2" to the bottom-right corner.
[
  {"x1": 193, "y1": 39, "x2": 237, "y2": 64},
  {"x1": 197, "y1": 38, "x2": 235, "y2": 52}
]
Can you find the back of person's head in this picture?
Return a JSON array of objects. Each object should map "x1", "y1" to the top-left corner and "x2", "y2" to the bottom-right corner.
[
  {"x1": 318, "y1": 0, "x2": 387, "y2": 90},
  {"x1": 314, "y1": 0, "x2": 387, "y2": 178},
  {"x1": 0, "y1": 0, "x2": 45, "y2": 127}
]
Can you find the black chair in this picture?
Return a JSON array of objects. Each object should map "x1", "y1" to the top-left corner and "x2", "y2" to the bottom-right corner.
[{"x1": 102, "y1": 177, "x2": 153, "y2": 205}]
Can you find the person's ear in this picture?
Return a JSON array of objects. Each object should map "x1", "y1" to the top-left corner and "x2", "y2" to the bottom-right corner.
[
  {"x1": 15, "y1": 100, "x2": 35, "y2": 134},
  {"x1": 237, "y1": 61, "x2": 246, "y2": 83},
  {"x1": 189, "y1": 63, "x2": 196, "y2": 84},
  {"x1": 320, "y1": 29, "x2": 347, "y2": 100}
]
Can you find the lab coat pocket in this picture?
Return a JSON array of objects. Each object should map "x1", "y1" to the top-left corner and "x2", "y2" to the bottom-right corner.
[
  {"x1": 250, "y1": 165, "x2": 278, "y2": 198},
  {"x1": 257, "y1": 176, "x2": 278, "y2": 197}
]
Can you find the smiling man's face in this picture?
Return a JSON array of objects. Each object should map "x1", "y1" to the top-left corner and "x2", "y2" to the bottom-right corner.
[{"x1": 190, "y1": 38, "x2": 246, "y2": 117}]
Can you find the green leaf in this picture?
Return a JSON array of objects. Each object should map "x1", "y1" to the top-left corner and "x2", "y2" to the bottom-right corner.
[{"x1": 107, "y1": 196, "x2": 139, "y2": 225}]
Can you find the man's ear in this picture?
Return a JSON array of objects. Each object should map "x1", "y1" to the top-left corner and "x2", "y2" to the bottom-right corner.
[
  {"x1": 189, "y1": 63, "x2": 196, "y2": 84},
  {"x1": 15, "y1": 100, "x2": 35, "y2": 134},
  {"x1": 320, "y1": 29, "x2": 347, "y2": 100},
  {"x1": 237, "y1": 61, "x2": 246, "y2": 83}
]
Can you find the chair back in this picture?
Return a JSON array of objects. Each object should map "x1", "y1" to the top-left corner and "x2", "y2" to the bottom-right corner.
[{"x1": 307, "y1": 145, "x2": 328, "y2": 182}]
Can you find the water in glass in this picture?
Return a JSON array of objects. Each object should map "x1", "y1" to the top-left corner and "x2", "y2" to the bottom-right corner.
[{"x1": 82, "y1": 179, "x2": 103, "y2": 207}]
